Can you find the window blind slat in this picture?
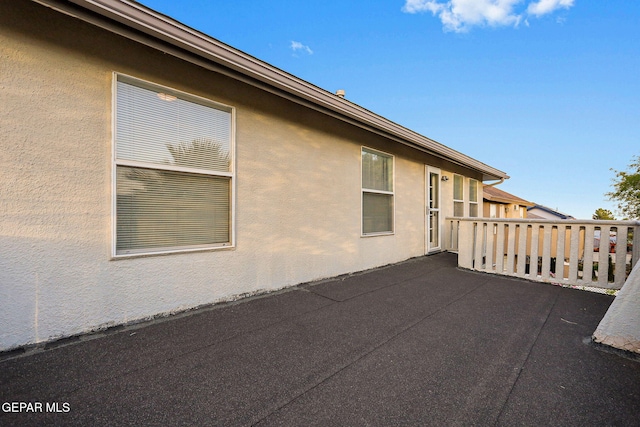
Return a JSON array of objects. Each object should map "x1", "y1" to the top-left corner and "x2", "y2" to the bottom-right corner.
[
  {"x1": 362, "y1": 192, "x2": 393, "y2": 234},
  {"x1": 116, "y1": 166, "x2": 230, "y2": 253},
  {"x1": 453, "y1": 175, "x2": 464, "y2": 200},
  {"x1": 469, "y1": 179, "x2": 478, "y2": 202},
  {"x1": 362, "y1": 149, "x2": 392, "y2": 192},
  {"x1": 116, "y1": 81, "x2": 231, "y2": 173}
]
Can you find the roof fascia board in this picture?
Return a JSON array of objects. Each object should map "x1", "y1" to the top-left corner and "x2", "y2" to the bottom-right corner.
[
  {"x1": 33, "y1": 0, "x2": 508, "y2": 181},
  {"x1": 33, "y1": 1, "x2": 468, "y2": 168},
  {"x1": 484, "y1": 192, "x2": 534, "y2": 206}
]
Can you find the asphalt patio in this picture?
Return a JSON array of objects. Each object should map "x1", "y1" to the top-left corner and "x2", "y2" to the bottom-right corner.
[{"x1": 1, "y1": 252, "x2": 639, "y2": 426}]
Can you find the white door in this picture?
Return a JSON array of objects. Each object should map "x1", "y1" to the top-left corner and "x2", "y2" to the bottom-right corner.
[{"x1": 426, "y1": 166, "x2": 442, "y2": 253}]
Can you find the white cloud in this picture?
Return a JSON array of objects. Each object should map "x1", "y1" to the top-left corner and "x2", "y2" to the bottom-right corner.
[
  {"x1": 403, "y1": 0, "x2": 444, "y2": 14},
  {"x1": 290, "y1": 41, "x2": 313, "y2": 55},
  {"x1": 527, "y1": 0, "x2": 574, "y2": 17},
  {"x1": 402, "y1": 0, "x2": 575, "y2": 32}
]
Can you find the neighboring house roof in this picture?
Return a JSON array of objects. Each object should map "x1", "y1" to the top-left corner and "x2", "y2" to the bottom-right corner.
[
  {"x1": 33, "y1": 0, "x2": 508, "y2": 182},
  {"x1": 527, "y1": 204, "x2": 575, "y2": 220},
  {"x1": 483, "y1": 186, "x2": 534, "y2": 207},
  {"x1": 526, "y1": 212, "x2": 545, "y2": 219}
]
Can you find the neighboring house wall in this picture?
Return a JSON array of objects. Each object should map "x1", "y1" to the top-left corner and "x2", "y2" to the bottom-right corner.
[
  {"x1": 0, "y1": 1, "x2": 487, "y2": 351},
  {"x1": 527, "y1": 206, "x2": 574, "y2": 220},
  {"x1": 483, "y1": 202, "x2": 527, "y2": 219},
  {"x1": 527, "y1": 208, "x2": 560, "y2": 220},
  {"x1": 482, "y1": 186, "x2": 532, "y2": 219}
]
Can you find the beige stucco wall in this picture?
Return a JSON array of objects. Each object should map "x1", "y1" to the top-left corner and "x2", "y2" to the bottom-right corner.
[
  {"x1": 0, "y1": 0, "x2": 483, "y2": 351},
  {"x1": 483, "y1": 202, "x2": 528, "y2": 219},
  {"x1": 593, "y1": 261, "x2": 640, "y2": 353}
]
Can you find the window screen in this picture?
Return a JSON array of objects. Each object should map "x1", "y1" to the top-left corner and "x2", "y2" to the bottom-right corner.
[
  {"x1": 469, "y1": 179, "x2": 478, "y2": 217},
  {"x1": 453, "y1": 174, "x2": 464, "y2": 217}
]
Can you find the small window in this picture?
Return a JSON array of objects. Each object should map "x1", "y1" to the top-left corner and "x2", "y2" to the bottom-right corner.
[
  {"x1": 362, "y1": 147, "x2": 394, "y2": 235},
  {"x1": 453, "y1": 174, "x2": 464, "y2": 217},
  {"x1": 469, "y1": 179, "x2": 478, "y2": 217},
  {"x1": 113, "y1": 74, "x2": 234, "y2": 256}
]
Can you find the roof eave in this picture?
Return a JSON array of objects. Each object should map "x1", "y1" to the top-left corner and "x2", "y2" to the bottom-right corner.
[
  {"x1": 34, "y1": 0, "x2": 509, "y2": 181},
  {"x1": 484, "y1": 195, "x2": 535, "y2": 206}
]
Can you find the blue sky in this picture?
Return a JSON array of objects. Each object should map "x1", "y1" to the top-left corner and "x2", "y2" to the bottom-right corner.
[{"x1": 139, "y1": 0, "x2": 639, "y2": 219}]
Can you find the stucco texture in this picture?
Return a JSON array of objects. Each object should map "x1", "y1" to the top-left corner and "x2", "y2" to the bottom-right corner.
[
  {"x1": 593, "y1": 261, "x2": 640, "y2": 353},
  {"x1": 0, "y1": 0, "x2": 481, "y2": 351}
]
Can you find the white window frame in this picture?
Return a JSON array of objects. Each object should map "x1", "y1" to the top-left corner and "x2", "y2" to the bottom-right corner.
[
  {"x1": 468, "y1": 178, "x2": 479, "y2": 218},
  {"x1": 361, "y1": 146, "x2": 395, "y2": 237},
  {"x1": 111, "y1": 73, "x2": 236, "y2": 258},
  {"x1": 453, "y1": 174, "x2": 465, "y2": 217}
]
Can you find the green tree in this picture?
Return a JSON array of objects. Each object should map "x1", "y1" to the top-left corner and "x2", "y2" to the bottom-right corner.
[
  {"x1": 167, "y1": 137, "x2": 230, "y2": 171},
  {"x1": 592, "y1": 208, "x2": 615, "y2": 220},
  {"x1": 606, "y1": 155, "x2": 640, "y2": 220}
]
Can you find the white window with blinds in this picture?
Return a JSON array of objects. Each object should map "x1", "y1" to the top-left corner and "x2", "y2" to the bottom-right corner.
[
  {"x1": 361, "y1": 147, "x2": 394, "y2": 235},
  {"x1": 113, "y1": 74, "x2": 235, "y2": 256}
]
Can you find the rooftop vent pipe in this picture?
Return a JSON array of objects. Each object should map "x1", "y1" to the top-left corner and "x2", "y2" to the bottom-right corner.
[{"x1": 336, "y1": 89, "x2": 345, "y2": 98}]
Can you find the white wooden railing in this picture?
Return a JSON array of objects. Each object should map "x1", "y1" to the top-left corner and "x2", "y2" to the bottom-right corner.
[{"x1": 445, "y1": 218, "x2": 640, "y2": 290}]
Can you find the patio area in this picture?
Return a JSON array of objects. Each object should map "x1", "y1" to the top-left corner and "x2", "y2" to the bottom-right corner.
[{"x1": 1, "y1": 252, "x2": 639, "y2": 426}]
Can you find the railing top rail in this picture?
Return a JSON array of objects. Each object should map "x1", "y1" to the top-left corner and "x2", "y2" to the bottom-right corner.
[{"x1": 445, "y1": 217, "x2": 640, "y2": 226}]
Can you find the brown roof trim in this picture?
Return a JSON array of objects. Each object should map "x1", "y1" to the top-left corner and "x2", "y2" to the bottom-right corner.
[
  {"x1": 34, "y1": 0, "x2": 509, "y2": 181},
  {"x1": 483, "y1": 186, "x2": 534, "y2": 207}
]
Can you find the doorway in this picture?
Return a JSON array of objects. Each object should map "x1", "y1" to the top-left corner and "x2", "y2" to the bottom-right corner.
[{"x1": 426, "y1": 166, "x2": 442, "y2": 253}]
